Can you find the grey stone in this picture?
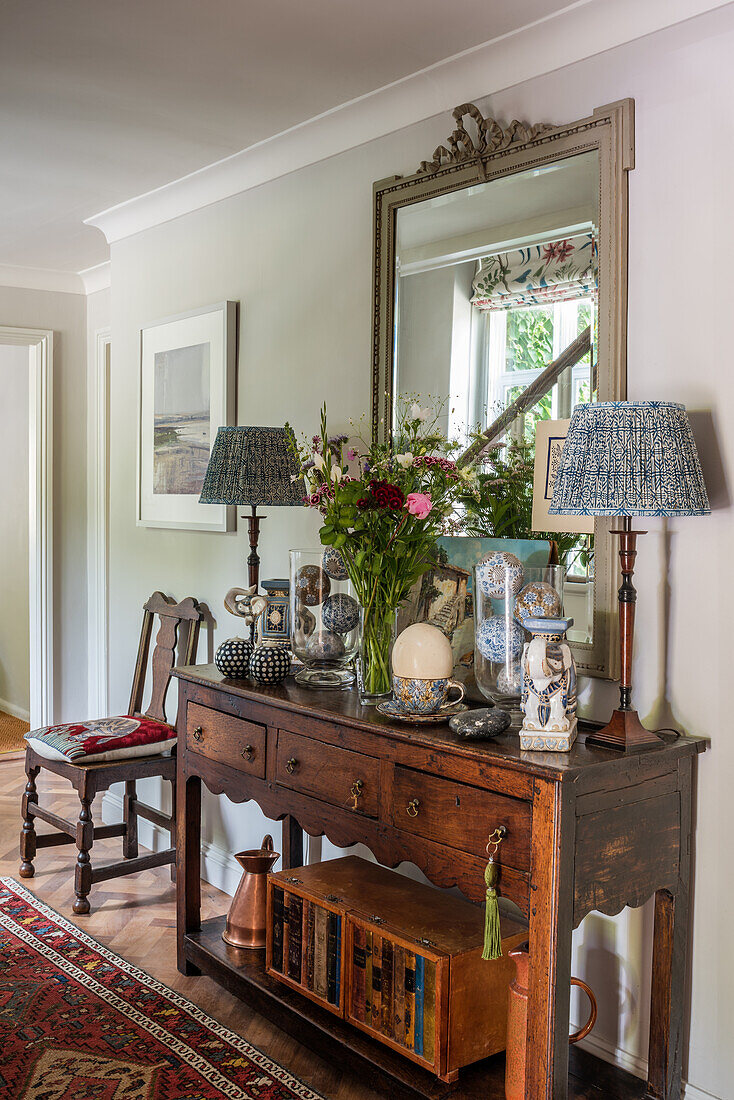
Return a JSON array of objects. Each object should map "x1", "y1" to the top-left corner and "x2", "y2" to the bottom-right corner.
[{"x1": 449, "y1": 707, "x2": 511, "y2": 739}]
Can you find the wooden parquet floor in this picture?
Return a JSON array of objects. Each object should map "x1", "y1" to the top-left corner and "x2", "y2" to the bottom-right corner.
[{"x1": 0, "y1": 755, "x2": 382, "y2": 1100}]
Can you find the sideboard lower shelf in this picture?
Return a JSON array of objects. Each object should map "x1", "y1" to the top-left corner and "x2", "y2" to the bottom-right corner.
[{"x1": 184, "y1": 917, "x2": 644, "y2": 1100}]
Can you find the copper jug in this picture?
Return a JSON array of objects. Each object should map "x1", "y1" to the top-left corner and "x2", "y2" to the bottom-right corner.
[
  {"x1": 505, "y1": 946, "x2": 597, "y2": 1100},
  {"x1": 222, "y1": 834, "x2": 279, "y2": 949}
]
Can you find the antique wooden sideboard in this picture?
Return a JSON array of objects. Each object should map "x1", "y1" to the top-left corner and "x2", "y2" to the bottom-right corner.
[{"x1": 173, "y1": 664, "x2": 704, "y2": 1100}]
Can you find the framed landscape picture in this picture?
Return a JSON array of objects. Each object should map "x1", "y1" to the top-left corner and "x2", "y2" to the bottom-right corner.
[{"x1": 138, "y1": 302, "x2": 236, "y2": 530}]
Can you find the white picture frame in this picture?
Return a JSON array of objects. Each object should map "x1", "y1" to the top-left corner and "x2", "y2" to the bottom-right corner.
[
  {"x1": 532, "y1": 419, "x2": 594, "y2": 535},
  {"x1": 137, "y1": 301, "x2": 237, "y2": 531}
]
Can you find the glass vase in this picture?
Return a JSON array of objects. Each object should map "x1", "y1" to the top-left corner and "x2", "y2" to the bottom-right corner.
[
  {"x1": 356, "y1": 604, "x2": 396, "y2": 706},
  {"x1": 473, "y1": 559, "x2": 565, "y2": 726},
  {"x1": 289, "y1": 549, "x2": 360, "y2": 690}
]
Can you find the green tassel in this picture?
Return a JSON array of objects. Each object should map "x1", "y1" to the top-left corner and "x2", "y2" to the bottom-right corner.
[{"x1": 482, "y1": 858, "x2": 503, "y2": 962}]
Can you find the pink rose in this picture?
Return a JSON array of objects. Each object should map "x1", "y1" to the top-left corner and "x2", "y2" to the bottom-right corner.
[{"x1": 406, "y1": 492, "x2": 433, "y2": 520}]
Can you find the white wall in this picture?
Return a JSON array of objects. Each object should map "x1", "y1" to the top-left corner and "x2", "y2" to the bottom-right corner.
[
  {"x1": 107, "y1": 8, "x2": 733, "y2": 1096},
  {"x1": 0, "y1": 286, "x2": 88, "y2": 721},
  {"x1": 0, "y1": 344, "x2": 30, "y2": 716}
]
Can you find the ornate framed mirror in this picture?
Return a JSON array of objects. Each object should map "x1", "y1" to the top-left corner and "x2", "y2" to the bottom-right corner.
[{"x1": 371, "y1": 99, "x2": 634, "y2": 679}]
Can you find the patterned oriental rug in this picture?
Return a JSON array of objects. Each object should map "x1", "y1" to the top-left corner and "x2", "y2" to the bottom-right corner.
[{"x1": 0, "y1": 879, "x2": 324, "y2": 1100}]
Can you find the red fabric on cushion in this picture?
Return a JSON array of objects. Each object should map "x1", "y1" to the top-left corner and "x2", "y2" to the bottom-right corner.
[{"x1": 26, "y1": 716, "x2": 175, "y2": 762}]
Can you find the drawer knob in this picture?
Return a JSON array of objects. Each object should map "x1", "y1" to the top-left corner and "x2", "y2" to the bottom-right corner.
[
  {"x1": 406, "y1": 798, "x2": 420, "y2": 817},
  {"x1": 286, "y1": 757, "x2": 298, "y2": 774},
  {"x1": 192, "y1": 726, "x2": 203, "y2": 742},
  {"x1": 241, "y1": 744, "x2": 254, "y2": 761}
]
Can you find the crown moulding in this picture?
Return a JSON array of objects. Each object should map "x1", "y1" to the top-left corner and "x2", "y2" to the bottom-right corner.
[{"x1": 85, "y1": 0, "x2": 730, "y2": 245}]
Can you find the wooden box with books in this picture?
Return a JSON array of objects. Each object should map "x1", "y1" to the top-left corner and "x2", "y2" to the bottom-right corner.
[{"x1": 265, "y1": 856, "x2": 526, "y2": 1082}]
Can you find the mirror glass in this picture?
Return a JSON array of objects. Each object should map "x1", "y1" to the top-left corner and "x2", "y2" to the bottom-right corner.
[{"x1": 393, "y1": 150, "x2": 599, "y2": 645}]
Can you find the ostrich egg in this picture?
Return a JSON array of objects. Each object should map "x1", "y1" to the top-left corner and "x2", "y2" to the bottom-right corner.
[{"x1": 392, "y1": 623, "x2": 453, "y2": 679}]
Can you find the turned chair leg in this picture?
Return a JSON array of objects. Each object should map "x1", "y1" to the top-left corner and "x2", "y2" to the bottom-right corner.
[
  {"x1": 123, "y1": 780, "x2": 139, "y2": 860},
  {"x1": 74, "y1": 794, "x2": 95, "y2": 915},
  {"x1": 19, "y1": 760, "x2": 40, "y2": 879}
]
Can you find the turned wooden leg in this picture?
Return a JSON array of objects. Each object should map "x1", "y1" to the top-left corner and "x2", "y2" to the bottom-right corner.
[
  {"x1": 282, "y1": 814, "x2": 303, "y2": 869},
  {"x1": 74, "y1": 792, "x2": 95, "y2": 915},
  {"x1": 177, "y1": 772, "x2": 201, "y2": 975},
  {"x1": 169, "y1": 771, "x2": 177, "y2": 883},
  {"x1": 122, "y1": 780, "x2": 138, "y2": 859},
  {"x1": 19, "y1": 759, "x2": 40, "y2": 878}
]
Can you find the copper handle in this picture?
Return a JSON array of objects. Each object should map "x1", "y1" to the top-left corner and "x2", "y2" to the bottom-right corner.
[
  {"x1": 241, "y1": 744, "x2": 253, "y2": 761},
  {"x1": 193, "y1": 726, "x2": 203, "y2": 742},
  {"x1": 569, "y1": 978, "x2": 597, "y2": 1044},
  {"x1": 286, "y1": 757, "x2": 297, "y2": 774},
  {"x1": 406, "y1": 798, "x2": 420, "y2": 817}
]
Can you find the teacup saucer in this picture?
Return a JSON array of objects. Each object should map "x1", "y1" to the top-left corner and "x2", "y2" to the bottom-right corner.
[{"x1": 376, "y1": 700, "x2": 469, "y2": 725}]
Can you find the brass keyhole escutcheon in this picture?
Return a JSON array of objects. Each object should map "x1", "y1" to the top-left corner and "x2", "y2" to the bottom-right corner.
[
  {"x1": 241, "y1": 744, "x2": 253, "y2": 761},
  {"x1": 350, "y1": 779, "x2": 363, "y2": 810},
  {"x1": 193, "y1": 726, "x2": 203, "y2": 742},
  {"x1": 286, "y1": 757, "x2": 297, "y2": 774},
  {"x1": 406, "y1": 798, "x2": 420, "y2": 817}
]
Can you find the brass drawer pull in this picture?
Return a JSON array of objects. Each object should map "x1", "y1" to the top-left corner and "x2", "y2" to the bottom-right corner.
[
  {"x1": 241, "y1": 744, "x2": 254, "y2": 761},
  {"x1": 350, "y1": 779, "x2": 363, "y2": 810},
  {"x1": 192, "y1": 726, "x2": 203, "y2": 742},
  {"x1": 406, "y1": 798, "x2": 420, "y2": 817},
  {"x1": 286, "y1": 757, "x2": 298, "y2": 774}
]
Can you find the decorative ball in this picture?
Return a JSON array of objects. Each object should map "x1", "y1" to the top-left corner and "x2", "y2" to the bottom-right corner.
[
  {"x1": 497, "y1": 665, "x2": 524, "y2": 695},
  {"x1": 295, "y1": 565, "x2": 330, "y2": 606},
  {"x1": 215, "y1": 637, "x2": 253, "y2": 678},
  {"x1": 322, "y1": 546, "x2": 349, "y2": 581},
  {"x1": 295, "y1": 604, "x2": 316, "y2": 638},
  {"x1": 476, "y1": 552, "x2": 524, "y2": 599},
  {"x1": 249, "y1": 645, "x2": 290, "y2": 685},
  {"x1": 514, "y1": 581, "x2": 562, "y2": 624},
  {"x1": 476, "y1": 616, "x2": 524, "y2": 663},
  {"x1": 392, "y1": 622, "x2": 453, "y2": 679},
  {"x1": 449, "y1": 707, "x2": 511, "y2": 739},
  {"x1": 305, "y1": 631, "x2": 346, "y2": 661},
  {"x1": 321, "y1": 593, "x2": 359, "y2": 634}
]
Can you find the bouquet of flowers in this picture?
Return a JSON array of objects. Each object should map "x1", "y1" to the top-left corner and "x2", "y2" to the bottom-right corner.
[{"x1": 289, "y1": 398, "x2": 478, "y2": 701}]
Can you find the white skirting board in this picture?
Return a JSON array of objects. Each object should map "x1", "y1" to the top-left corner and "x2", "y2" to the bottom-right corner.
[
  {"x1": 0, "y1": 696, "x2": 30, "y2": 723},
  {"x1": 100, "y1": 792, "x2": 720, "y2": 1100}
]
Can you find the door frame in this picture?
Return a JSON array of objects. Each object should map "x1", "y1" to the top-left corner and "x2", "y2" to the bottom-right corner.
[
  {"x1": 87, "y1": 328, "x2": 111, "y2": 715},
  {"x1": 0, "y1": 327, "x2": 54, "y2": 729}
]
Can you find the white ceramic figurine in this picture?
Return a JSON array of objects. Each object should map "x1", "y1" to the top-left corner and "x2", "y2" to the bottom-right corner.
[{"x1": 520, "y1": 617, "x2": 577, "y2": 752}]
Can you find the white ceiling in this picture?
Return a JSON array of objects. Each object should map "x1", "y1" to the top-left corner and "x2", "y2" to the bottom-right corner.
[{"x1": 0, "y1": 0, "x2": 573, "y2": 275}]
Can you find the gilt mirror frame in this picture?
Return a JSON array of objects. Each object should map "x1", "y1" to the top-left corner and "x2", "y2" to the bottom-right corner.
[{"x1": 371, "y1": 98, "x2": 635, "y2": 679}]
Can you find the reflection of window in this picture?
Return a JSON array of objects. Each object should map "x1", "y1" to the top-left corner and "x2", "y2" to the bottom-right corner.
[{"x1": 485, "y1": 298, "x2": 595, "y2": 442}]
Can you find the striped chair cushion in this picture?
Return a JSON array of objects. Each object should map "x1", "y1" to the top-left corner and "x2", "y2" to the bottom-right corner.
[{"x1": 25, "y1": 715, "x2": 175, "y2": 764}]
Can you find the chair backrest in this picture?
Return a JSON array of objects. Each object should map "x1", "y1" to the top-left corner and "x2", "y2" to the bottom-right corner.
[{"x1": 128, "y1": 592, "x2": 203, "y2": 725}]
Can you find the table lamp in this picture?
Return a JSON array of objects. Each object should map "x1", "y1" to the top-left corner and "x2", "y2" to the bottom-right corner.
[
  {"x1": 549, "y1": 401, "x2": 709, "y2": 751},
  {"x1": 200, "y1": 425, "x2": 304, "y2": 599}
]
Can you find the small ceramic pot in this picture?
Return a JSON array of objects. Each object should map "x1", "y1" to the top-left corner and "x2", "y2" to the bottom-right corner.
[
  {"x1": 249, "y1": 645, "x2": 290, "y2": 685},
  {"x1": 392, "y1": 675, "x2": 465, "y2": 716},
  {"x1": 214, "y1": 637, "x2": 253, "y2": 678}
]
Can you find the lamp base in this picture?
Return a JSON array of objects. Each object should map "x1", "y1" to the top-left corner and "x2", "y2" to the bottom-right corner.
[{"x1": 585, "y1": 708, "x2": 664, "y2": 752}]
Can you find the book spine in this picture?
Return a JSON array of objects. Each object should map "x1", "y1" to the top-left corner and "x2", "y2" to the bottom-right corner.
[
  {"x1": 414, "y1": 954, "x2": 425, "y2": 1057},
  {"x1": 371, "y1": 934, "x2": 382, "y2": 1031},
  {"x1": 327, "y1": 911, "x2": 338, "y2": 1004},
  {"x1": 352, "y1": 925, "x2": 367, "y2": 1021},
  {"x1": 314, "y1": 905, "x2": 328, "y2": 1000},
  {"x1": 364, "y1": 929, "x2": 373, "y2": 1024},
  {"x1": 287, "y1": 895, "x2": 303, "y2": 982},
  {"x1": 271, "y1": 887, "x2": 284, "y2": 973},
  {"x1": 282, "y1": 892, "x2": 291, "y2": 978},
  {"x1": 394, "y1": 944, "x2": 405, "y2": 1046},
  {"x1": 423, "y1": 959, "x2": 436, "y2": 1066},
  {"x1": 306, "y1": 902, "x2": 315, "y2": 991},
  {"x1": 301, "y1": 900, "x2": 310, "y2": 987},
  {"x1": 404, "y1": 951, "x2": 416, "y2": 1051},
  {"x1": 381, "y1": 938, "x2": 393, "y2": 1038},
  {"x1": 335, "y1": 916, "x2": 342, "y2": 1007}
]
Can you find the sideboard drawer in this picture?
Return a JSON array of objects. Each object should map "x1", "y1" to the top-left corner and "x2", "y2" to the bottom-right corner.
[
  {"x1": 186, "y1": 702, "x2": 266, "y2": 778},
  {"x1": 276, "y1": 730, "x2": 380, "y2": 817},
  {"x1": 391, "y1": 766, "x2": 531, "y2": 871}
]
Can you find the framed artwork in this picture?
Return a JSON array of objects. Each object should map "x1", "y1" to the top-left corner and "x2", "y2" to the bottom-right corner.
[
  {"x1": 532, "y1": 419, "x2": 594, "y2": 535},
  {"x1": 137, "y1": 302, "x2": 237, "y2": 530}
]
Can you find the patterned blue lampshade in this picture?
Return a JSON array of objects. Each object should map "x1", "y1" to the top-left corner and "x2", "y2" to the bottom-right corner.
[
  {"x1": 199, "y1": 426, "x2": 304, "y2": 507},
  {"x1": 548, "y1": 401, "x2": 710, "y2": 517}
]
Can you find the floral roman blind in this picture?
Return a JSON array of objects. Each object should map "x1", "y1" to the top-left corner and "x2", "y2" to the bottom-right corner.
[{"x1": 471, "y1": 232, "x2": 597, "y2": 312}]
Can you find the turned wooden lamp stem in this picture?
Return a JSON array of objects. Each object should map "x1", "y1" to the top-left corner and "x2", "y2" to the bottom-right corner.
[{"x1": 245, "y1": 505, "x2": 265, "y2": 641}]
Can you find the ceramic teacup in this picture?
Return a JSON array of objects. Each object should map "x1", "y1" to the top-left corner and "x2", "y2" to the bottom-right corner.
[{"x1": 392, "y1": 675, "x2": 465, "y2": 716}]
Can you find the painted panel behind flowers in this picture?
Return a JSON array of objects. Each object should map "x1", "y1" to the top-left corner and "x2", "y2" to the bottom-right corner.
[{"x1": 153, "y1": 343, "x2": 210, "y2": 495}]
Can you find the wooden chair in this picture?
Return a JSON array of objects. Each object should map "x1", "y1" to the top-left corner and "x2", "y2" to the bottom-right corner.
[{"x1": 19, "y1": 592, "x2": 202, "y2": 914}]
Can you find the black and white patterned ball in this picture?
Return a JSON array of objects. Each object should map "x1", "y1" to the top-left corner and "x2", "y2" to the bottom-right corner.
[
  {"x1": 215, "y1": 637, "x2": 253, "y2": 678},
  {"x1": 295, "y1": 564, "x2": 330, "y2": 606},
  {"x1": 306, "y1": 630, "x2": 346, "y2": 661},
  {"x1": 249, "y1": 644, "x2": 290, "y2": 685},
  {"x1": 321, "y1": 593, "x2": 360, "y2": 634},
  {"x1": 322, "y1": 546, "x2": 349, "y2": 581}
]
